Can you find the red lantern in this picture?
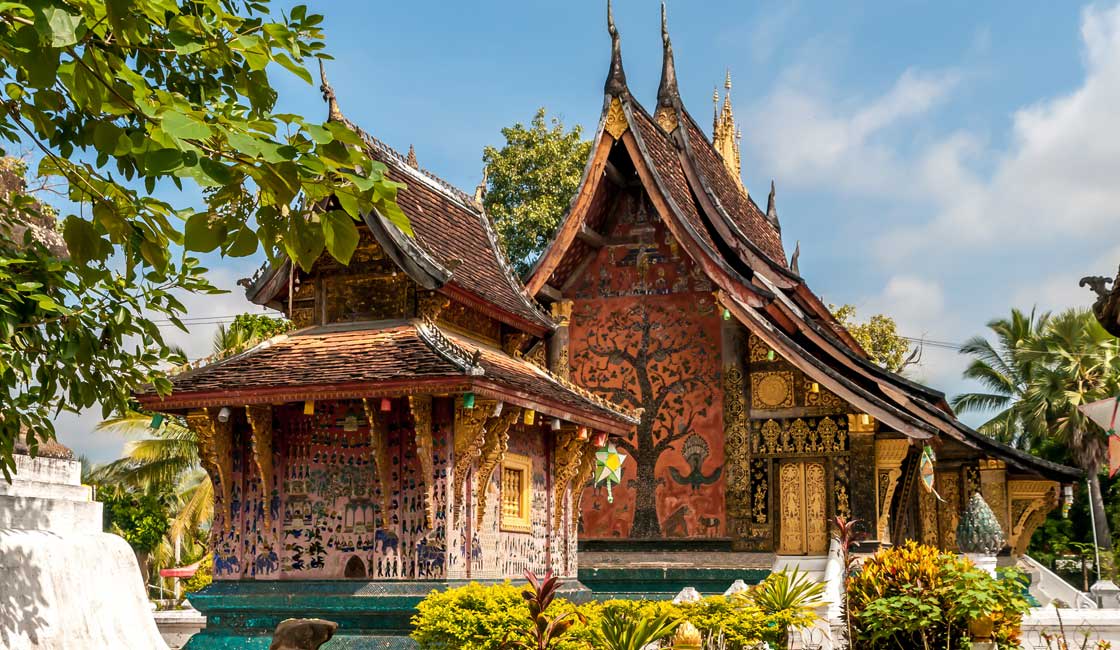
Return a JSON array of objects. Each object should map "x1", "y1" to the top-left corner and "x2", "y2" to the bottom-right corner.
[
  {"x1": 592, "y1": 431, "x2": 608, "y2": 447},
  {"x1": 577, "y1": 426, "x2": 590, "y2": 441},
  {"x1": 380, "y1": 397, "x2": 392, "y2": 412}
]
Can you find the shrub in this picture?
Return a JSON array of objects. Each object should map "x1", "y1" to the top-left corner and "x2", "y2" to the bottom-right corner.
[
  {"x1": 181, "y1": 553, "x2": 213, "y2": 599},
  {"x1": 412, "y1": 582, "x2": 535, "y2": 650},
  {"x1": 846, "y1": 541, "x2": 1030, "y2": 649}
]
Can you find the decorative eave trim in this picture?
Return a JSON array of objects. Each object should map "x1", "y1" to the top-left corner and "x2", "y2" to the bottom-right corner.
[
  {"x1": 362, "y1": 208, "x2": 452, "y2": 291},
  {"x1": 718, "y1": 290, "x2": 937, "y2": 440},
  {"x1": 414, "y1": 318, "x2": 485, "y2": 375},
  {"x1": 241, "y1": 259, "x2": 290, "y2": 307},
  {"x1": 619, "y1": 100, "x2": 772, "y2": 307}
]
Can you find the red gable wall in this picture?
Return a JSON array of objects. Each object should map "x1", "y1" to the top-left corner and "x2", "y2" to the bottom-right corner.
[{"x1": 568, "y1": 191, "x2": 725, "y2": 540}]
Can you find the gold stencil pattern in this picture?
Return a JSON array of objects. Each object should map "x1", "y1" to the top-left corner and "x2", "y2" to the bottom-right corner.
[
  {"x1": 752, "y1": 417, "x2": 849, "y2": 456},
  {"x1": 752, "y1": 371, "x2": 795, "y2": 408}
]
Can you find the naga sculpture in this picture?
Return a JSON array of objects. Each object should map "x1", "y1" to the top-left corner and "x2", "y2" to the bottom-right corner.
[{"x1": 1080, "y1": 265, "x2": 1120, "y2": 337}]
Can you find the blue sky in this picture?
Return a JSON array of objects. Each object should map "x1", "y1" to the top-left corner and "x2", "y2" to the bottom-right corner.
[{"x1": 56, "y1": 1, "x2": 1120, "y2": 460}]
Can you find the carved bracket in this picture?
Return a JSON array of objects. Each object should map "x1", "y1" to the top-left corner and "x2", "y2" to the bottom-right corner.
[
  {"x1": 1008, "y1": 480, "x2": 1059, "y2": 555},
  {"x1": 452, "y1": 396, "x2": 495, "y2": 524},
  {"x1": 186, "y1": 408, "x2": 233, "y2": 531},
  {"x1": 474, "y1": 406, "x2": 521, "y2": 529},
  {"x1": 875, "y1": 439, "x2": 909, "y2": 541},
  {"x1": 552, "y1": 429, "x2": 586, "y2": 531},
  {"x1": 245, "y1": 405, "x2": 274, "y2": 532},
  {"x1": 409, "y1": 395, "x2": 435, "y2": 530},
  {"x1": 362, "y1": 399, "x2": 394, "y2": 529}
]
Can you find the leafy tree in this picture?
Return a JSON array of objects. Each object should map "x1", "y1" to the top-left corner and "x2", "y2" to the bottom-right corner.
[
  {"x1": 100, "y1": 486, "x2": 171, "y2": 585},
  {"x1": 950, "y1": 308, "x2": 1049, "y2": 447},
  {"x1": 0, "y1": 0, "x2": 409, "y2": 477},
  {"x1": 1019, "y1": 309, "x2": 1120, "y2": 553},
  {"x1": 482, "y1": 108, "x2": 590, "y2": 276},
  {"x1": 829, "y1": 304, "x2": 919, "y2": 373},
  {"x1": 212, "y1": 312, "x2": 292, "y2": 355}
]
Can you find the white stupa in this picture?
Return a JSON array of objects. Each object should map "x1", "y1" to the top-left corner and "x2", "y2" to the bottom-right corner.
[{"x1": 0, "y1": 440, "x2": 168, "y2": 649}]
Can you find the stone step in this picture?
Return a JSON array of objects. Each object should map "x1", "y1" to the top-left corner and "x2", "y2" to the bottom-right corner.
[
  {"x1": 772, "y1": 554, "x2": 829, "y2": 576},
  {"x1": 0, "y1": 494, "x2": 103, "y2": 534},
  {"x1": 0, "y1": 477, "x2": 93, "y2": 502}
]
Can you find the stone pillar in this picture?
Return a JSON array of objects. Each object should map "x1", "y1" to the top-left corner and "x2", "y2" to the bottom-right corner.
[
  {"x1": 721, "y1": 316, "x2": 751, "y2": 548},
  {"x1": 875, "y1": 439, "x2": 909, "y2": 543},
  {"x1": 847, "y1": 414, "x2": 877, "y2": 539},
  {"x1": 548, "y1": 300, "x2": 572, "y2": 380}
]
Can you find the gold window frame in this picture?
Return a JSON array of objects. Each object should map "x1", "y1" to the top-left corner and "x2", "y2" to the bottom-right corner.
[{"x1": 500, "y1": 453, "x2": 533, "y2": 533}]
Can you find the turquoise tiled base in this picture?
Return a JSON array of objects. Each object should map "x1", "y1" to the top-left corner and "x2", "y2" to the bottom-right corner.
[
  {"x1": 578, "y1": 567, "x2": 771, "y2": 600},
  {"x1": 181, "y1": 579, "x2": 590, "y2": 650}
]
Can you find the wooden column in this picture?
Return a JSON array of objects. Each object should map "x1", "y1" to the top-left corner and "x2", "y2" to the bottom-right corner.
[
  {"x1": 979, "y1": 459, "x2": 1010, "y2": 542},
  {"x1": 548, "y1": 300, "x2": 573, "y2": 380},
  {"x1": 721, "y1": 315, "x2": 751, "y2": 548},
  {"x1": 847, "y1": 414, "x2": 878, "y2": 540}
]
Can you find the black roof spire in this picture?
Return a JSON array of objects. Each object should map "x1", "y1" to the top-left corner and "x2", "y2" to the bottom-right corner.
[
  {"x1": 604, "y1": 0, "x2": 628, "y2": 97},
  {"x1": 766, "y1": 180, "x2": 782, "y2": 233},
  {"x1": 657, "y1": 3, "x2": 681, "y2": 110}
]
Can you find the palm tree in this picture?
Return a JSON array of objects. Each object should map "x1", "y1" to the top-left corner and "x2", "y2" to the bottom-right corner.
[
  {"x1": 1019, "y1": 309, "x2": 1120, "y2": 552},
  {"x1": 951, "y1": 308, "x2": 1050, "y2": 448}
]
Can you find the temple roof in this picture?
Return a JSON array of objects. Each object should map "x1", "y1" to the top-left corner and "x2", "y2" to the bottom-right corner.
[
  {"x1": 244, "y1": 69, "x2": 554, "y2": 336},
  {"x1": 137, "y1": 320, "x2": 638, "y2": 434},
  {"x1": 525, "y1": 7, "x2": 1080, "y2": 484}
]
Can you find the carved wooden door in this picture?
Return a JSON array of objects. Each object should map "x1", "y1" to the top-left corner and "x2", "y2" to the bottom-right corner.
[{"x1": 778, "y1": 460, "x2": 829, "y2": 555}]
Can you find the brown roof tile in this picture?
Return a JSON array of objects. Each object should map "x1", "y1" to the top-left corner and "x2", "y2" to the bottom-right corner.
[{"x1": 680, "y1": 112, "x2": 786, "y2": 266}]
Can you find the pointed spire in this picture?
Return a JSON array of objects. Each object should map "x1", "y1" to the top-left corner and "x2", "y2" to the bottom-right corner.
[
  {"x1": 765, "y1": 180, "x2": 781, "y2": 233},
  {"x1": 712, "y1": 68, "x2": 743, "y2": 191},
  {"x1": 407, "y1": 144, "x2": 418, "y2": 169},
  {"x1": 654, "y1": 2, "x2": 680, "y2": 133},
  {"x1": 474, "y1": 166, "x2": 489, "y2": 206},
  {"x1": 790, "y1": 240, "x2": 800, "y2": 274},
  {"x1": 604, "y1": 0, "x2": 628, "y2": 97},
  {"x1": 318, "y1": 59, "x2": 345, "y2": 123}
]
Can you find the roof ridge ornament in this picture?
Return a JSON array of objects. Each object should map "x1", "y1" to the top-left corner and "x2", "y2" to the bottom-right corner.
[
  {"x1": 712, "y1": 68, "x2": 744, "y2": 194},
  {"x1": 790, "y1": 240, "x2": 800, "y2": 275},
  {"x1": 474, "y1": 165, "x2": 489, "y2": 206},
  {"x1": 407, "y1": 144, "x2": 418, "y2": 169},
  {"x1": 604, "y1": 0, "x2": 628, "y2": 97},
  {"x1": 318, "y1": 59, "x2": 345, "y2": 123},
  {"x1": 655, "y1": 2, "x2": 681, "y2": 133},
  {"x1": 765, "y1": 180, "x2": 782, "y2": 233}
]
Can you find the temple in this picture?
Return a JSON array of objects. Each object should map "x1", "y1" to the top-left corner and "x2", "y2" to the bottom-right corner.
[
  {"x1": 136, "y1": 67, "x2": 637, "y2": 648},
  {"x1": 524, "y1": 2, "x2": 1080, "y2": 592}
]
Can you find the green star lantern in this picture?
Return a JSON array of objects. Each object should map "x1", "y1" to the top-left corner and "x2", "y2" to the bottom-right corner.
[{"x1": 594, "y1": 441, "x2": 627, "y2": 503}]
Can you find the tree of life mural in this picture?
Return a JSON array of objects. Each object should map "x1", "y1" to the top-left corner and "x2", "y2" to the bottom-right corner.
[{"x1": 572, "y1": 300, "x2": 716, "y2": 538}]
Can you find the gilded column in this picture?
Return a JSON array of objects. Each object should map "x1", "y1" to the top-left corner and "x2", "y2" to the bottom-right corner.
[
  {"x1": 847, "y1": 414, "x2": 878, "y2": 538},
  {"x1": 722, "y1": 316, "x2": 751, "y2": 548},
  {"x1": 979, "y1": 459, "x2": 1009, "y2": 542},
  {"x1": 548, "y1": 300, "x2": 573, "y2": 380}
]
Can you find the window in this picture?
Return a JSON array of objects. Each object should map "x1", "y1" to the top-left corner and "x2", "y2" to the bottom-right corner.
[{"x1": 500, "y1": 453, "x2": 532, "y2": 533}]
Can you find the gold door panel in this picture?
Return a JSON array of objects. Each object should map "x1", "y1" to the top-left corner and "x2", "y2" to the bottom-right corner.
[{"x1": 778, "y1": 461, "x2": 828, "y2": 555}]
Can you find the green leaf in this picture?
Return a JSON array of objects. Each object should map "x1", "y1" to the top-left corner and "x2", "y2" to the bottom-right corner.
[
  {"x1": 42, "y1": 7, "x2": 81, "y2": 47},
  {"x1": 144, "y1": 148, "x2": 183, "y2": 175},
  {"x1": 62, "y1": 216, "x2": 101, "y2": 264},
  {"x1": 198, "y1": 157, "x2": 234, "y2": 185},
  {"x1": 321, "y1": 210, "x2": 359, "y2": 264},
  {"x1": 272, "y1": 52, "x2": 313, "y2": 85},
  {"x1": 183, "y1": 213, "x2": 226, "y2": 253},
  {"x1": 224, "y1": 226, "x2": 258, "y2": 258},
  {"x1": 161, "y1": 110, "x2": 212, "y2": 141}
]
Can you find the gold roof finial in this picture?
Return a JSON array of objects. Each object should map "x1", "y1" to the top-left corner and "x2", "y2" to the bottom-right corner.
[
  {"x1": 712, "y1": 68, "x2": 743, "y2": 192},
  {"x1": 318, "y1": 59, "x2": 345, "y2": 123}
]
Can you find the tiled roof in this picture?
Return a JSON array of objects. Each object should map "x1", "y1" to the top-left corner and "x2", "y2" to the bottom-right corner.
[
  {"x1": 141, "y1": 321, "x2": 636, "y2": 428},
  {"x1": 355, "y1": 132, "x2": 554, "y2": 331},
  {"x1": 627, "y1": 105, "x2": 718, "y2": 253},
  {"x1": 679, "y1": 112, "x2": 787, "y2": 267}
]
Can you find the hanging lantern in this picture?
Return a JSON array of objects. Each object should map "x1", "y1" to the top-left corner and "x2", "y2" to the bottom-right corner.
[
  {"x1": 493, "y1": 401, "x2": 504, "y2": 416},
  {"x1": 577, "y1": 426, "x2": 590, "y2": 441},
  {"x1": 722, "y1": 308, "x2": 731, "y2": 321},
  {"x1": 462, "y1": 392, "x2": 476, "y2": 409},
  {"x1": 594, "y1": 441, "x2": 628, "y2": 503},
  {"x1": 861, "y1": 413, "x2": 871, "y2": 426},
  {"x1": 551, "y1": 418, "x2": 562, "y2": 432},
  {"x1": 217, "y1": 406, "x2": 232, "y2": 423},
  {"x1": 523, "y1": 409, "x2": 536, "y2": 425},
  {"x1": 149, "y1": 413, "x2": 165, "y2": 430},
  {"x1": 592, "y1": 431, "x2": 608, "y2": 447},
  {"x1": 809, "y1": 382, "x2": 820, "y2": 394},
  {"x1": 380, "y1": 397, "x2": 392, "y2": 412},
  {"x1": 919, "y1": 444, "x2": 944, "y2": 501},
  {"x1": 766, "y1": 349, "x2": 776, "y2": 361},
  {"x1": 303, "y1": 400, "x2": 315, "y2": 415},
  {"x1": 1062, "y1": 484, "x2": 1074, "y2": 519}
]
